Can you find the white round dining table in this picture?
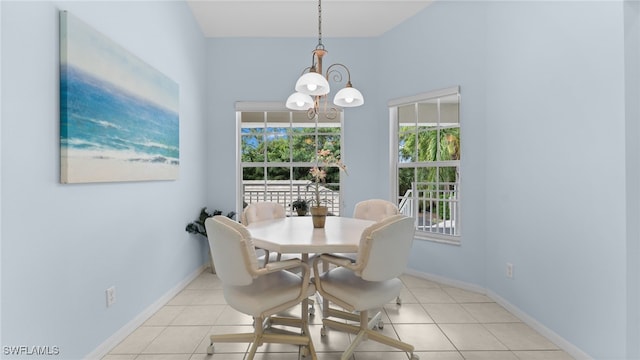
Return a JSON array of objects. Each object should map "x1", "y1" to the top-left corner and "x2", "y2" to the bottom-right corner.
[{"x1": 247, "y1": 216, "x2": 375, "y2": 257}]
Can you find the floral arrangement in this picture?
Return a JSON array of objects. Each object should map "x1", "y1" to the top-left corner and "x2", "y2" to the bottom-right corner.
[{"x1": 309, "y1": 149, "x2": 347, "y2": 207}]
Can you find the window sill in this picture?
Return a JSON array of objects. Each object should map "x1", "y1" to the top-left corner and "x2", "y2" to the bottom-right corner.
[{"x1": 415, "y1": 232, "x2": 461, "y2": 246}]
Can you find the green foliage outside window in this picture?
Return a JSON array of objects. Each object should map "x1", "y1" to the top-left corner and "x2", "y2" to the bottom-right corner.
[
  {"x1": 242, "y1": 127, "x2": 342, "y2": 184},
  {"x1": 398, "y1": 127, "x2": 459, "y2": 220},
  {"x1": 398, "y1": 127, "x2": 459, "y2": 194}
]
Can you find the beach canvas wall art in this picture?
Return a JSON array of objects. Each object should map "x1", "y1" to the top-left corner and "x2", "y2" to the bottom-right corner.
[{"x1": 60, "y1": 11, "x2": 179, "y2": 183}]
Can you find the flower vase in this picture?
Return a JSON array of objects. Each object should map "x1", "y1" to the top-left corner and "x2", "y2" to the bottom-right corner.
[{"x1": 310, "y1": 206, "x2": 328, "y2": 228}]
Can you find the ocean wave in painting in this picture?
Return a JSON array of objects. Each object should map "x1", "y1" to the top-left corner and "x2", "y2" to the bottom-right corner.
[{"x1": 60, "y1": 64, "x2": 179, "y2": 166}]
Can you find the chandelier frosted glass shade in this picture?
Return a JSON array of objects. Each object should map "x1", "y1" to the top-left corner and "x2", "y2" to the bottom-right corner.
[
  {"x1": 295, "y1": 72, "x2": 330, "y2": 96},
  {"x1": 286, "y1": 92, "x2": 314, "y2": 110},
  {"x1": 333, "y1": 86, "x2": 364, "y2": 107}
]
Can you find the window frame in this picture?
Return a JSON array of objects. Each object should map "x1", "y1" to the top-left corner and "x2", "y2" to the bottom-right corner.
[
  {"x1": 235, "y1": 102, "x2": 345, "y2": 217},
  {"x1": 388, "y1": 86, "x2": 461, "y2": 245}
]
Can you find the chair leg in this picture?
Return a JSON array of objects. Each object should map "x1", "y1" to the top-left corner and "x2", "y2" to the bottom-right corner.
[
  {"x1": 309, "y1": 298, "x2": 316, "y2": 316},
  {"x1": 246, "y1": 340, "x2": 260, "y2": 360},
  {"x1": 209, "y1": 333, "x2": 255, "y2": 343},
  {"x1": 208, "y1": 314, "x2": 317, "y2": 359},
  {"x1": 366, "y1": 311, "x2": 382, "y2": 330},
  {"x1": 304, "y1": 325, "x2": 317, "y2": 360},
  {"x1": 366, "y1": 330, "x2": 414, "y2": 353},
  {"x1": 339, "y1": 311, "x2": 371, "y2": 360},
  {"x1": 245, "y1": 316, "x2": 265, "y2": 360},
  {"x1": 322, "y1": 309, "x2": 416, "y2": 360},
  {"x1": 260, "y1": 315, "x2": 317, "y2": 359}
]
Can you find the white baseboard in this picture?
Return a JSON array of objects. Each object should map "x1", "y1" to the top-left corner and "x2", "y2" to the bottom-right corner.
[
  {"x1": 84, "y1": 265, "x2": 207, "y2": 360},
  {"x1": 486, "y1": 289, "x2": 593, "y2": 360},
  {"x1": 404, "y1": 268, "x2": 488, "y2": 295},
  {"x1": 403, "y1": 268, "x2": 593, "y2": 360}
]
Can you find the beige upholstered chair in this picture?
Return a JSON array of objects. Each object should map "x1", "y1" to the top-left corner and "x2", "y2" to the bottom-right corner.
[
  {"x1": 204, "y1": 216, "x2": 317, "y2": 359},
  {"x1": 242, "y1": 201, "x2": 317, "y2": 315},
  {"x1": 242, "y1": 202, "x2": 287, "y2": 264},
  {"x1": 353, "y1": 198, "x2": 402, "y2": 305},
  {"x1": 241, "y1": 201, "x2": 287, "y2": 225},
  {"x1": 313, "y1": 215, "x2": 417, "y2": 360},
  {"x1": 353, "y1": 199, "x2": 399, "y2": 222}
]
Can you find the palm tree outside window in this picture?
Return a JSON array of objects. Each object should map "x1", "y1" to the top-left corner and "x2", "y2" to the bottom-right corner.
[{"x1": 390, "y1": 87, "x2": 461, "y2": 244}]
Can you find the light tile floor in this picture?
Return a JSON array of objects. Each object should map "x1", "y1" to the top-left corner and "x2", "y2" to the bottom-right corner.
[{"x1": 102, "y1": 271, "x2": 575, "y2": 360}]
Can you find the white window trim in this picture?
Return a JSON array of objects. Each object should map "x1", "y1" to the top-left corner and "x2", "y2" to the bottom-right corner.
[
  {"x1": 235, "y1": 102, "x2": 345, "y2": 217},
  {"x1": 388, "y1": 86, "x2": 461, "y2": 246}
]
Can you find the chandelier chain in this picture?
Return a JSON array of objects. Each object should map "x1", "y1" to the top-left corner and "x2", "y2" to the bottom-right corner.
[{"x1": 317, "y1": 0, "x2": 323, "y2": 47}]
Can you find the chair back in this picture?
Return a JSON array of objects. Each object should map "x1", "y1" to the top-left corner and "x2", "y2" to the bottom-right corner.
[
  {"x1": 353, "y1": 199, "x2": 399, "y2": 222},
  {"x1": 356, "y1": 215, "x2": 415, "y2": 281},
  {"x1": 205, "y1": 216, "x2": 259, "y2": 286},
  {"x1": 242, "y1": 202, "x2": 286, "y2": 225}
]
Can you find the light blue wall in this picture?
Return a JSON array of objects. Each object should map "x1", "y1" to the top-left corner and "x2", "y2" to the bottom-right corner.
[
  {"x1": 376, "y1": 0, "x2": 632, "y2": 359},
  {"x1": 625, "y1": 1, "x2": 640, "y2": 358},
  {"x1": 378, "y1": 0, "x2": 489, "y2": 287},
  {"x1": 484, "y1": 2, "x2": 627, "y2": 359},
  {"x1": 1, "y1": 1, "x2": 209, "y2": 358}
]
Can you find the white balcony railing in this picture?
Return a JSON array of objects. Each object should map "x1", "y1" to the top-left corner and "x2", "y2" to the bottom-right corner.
[
  {"x1": 398, "y1": 181, "x2": 459, "y2": 236},
  {"x1": 242, "y1": 180, "x2": 341, "y2": 216},
  {"x1": 242, "y1": 180, "x2": 458, "y2": 236}
]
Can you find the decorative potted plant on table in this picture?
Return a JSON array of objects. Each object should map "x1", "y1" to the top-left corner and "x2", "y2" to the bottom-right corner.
[
  {"x1": 308, "y1": 149, "x2": 347, "y2": 228},
  {"x1": 291, "y1": 198, "x2": 309, "y2": 216}
]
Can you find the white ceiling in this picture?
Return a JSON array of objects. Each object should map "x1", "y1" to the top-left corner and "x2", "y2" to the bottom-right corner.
[{"x1": 186, "y1": 0, "x2": 433, "y2": 38}]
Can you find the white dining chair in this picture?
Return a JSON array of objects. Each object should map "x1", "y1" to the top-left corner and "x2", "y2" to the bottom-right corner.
[
  {"x1": 353, "y1": 198, "x2": 399, "y2": 222},
  {"x1": 242, "y1": 201, "x2": 317, "y2": 315},
  {"x1": 353, "y1": 198, "x2": 403, "y2": 305},
  {"x1": 313, "y1": 214, "x2": 417, "y2": 360},
  {"x1": 204, "y1": 216, "x2": 317, "y2": 359},
  {"x1": 242, "y1": 201, "x2": 287, "y2": 225},
  {"x1": 242, "y1": 202, "x2": 286, "y2": 264}
]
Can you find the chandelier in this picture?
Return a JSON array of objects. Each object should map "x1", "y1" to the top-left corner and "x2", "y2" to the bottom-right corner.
[{"x1": 285, "y1": 0, "x2": 364, "y2": 119}]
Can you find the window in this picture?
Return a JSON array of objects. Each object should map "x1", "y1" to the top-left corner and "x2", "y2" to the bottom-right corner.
[
  {"x1": 236, "y1": 102, "x2": 344, "y2": 216},
  {"x1": 389, "y1": 87, "x2": 461, "y2": 244}
]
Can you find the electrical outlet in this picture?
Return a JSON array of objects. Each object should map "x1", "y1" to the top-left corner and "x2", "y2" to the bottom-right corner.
[
  {"x1": 506, "y1": 263, "x2": 514, "y2": 279},
  {"x1": 106, "y1": 286, "x2": 116, "y2": 307}
]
